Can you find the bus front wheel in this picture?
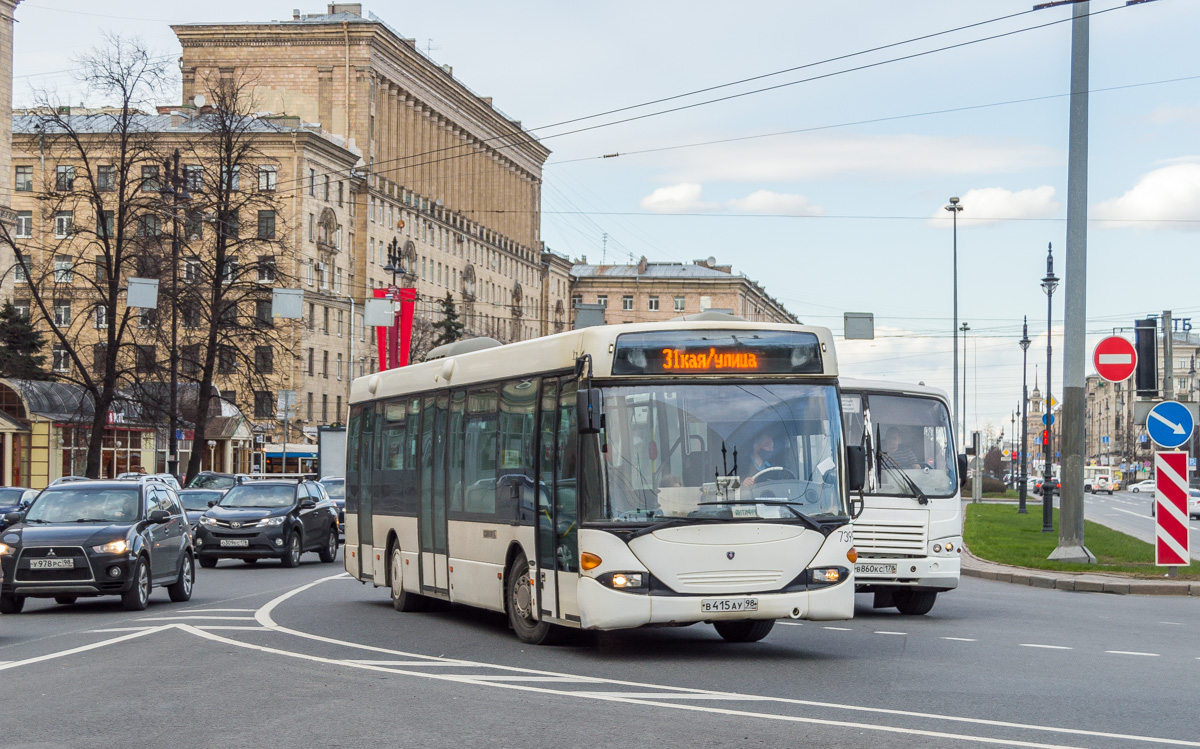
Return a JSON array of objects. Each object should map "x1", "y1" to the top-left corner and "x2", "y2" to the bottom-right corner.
[
  {"x1": 390, "y1": 547, "x2": 426, "y2": 613},
  {"x1": 506, "y1": 553, "x2": 563, "y2": 645},
  {"x1": 894, "y1": 590, "x2": 937, "y2": 615},
  {"x1": 713, "y1": 619, "x2": 775, "y2": 643}
]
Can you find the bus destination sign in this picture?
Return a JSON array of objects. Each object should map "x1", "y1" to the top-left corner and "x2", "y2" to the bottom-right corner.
[{"x1": 612, "y1": 330, "x2": 823, "y2": 376}]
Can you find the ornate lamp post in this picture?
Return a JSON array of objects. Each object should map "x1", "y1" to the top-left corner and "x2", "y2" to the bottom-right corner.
[
  {"x1": 945, "y1": 197, "x2": 963, "y2": 441},
  {"x1": 1019, "y1": 317, "x2": 1031, "y2": 514},
  {"x1": 159, "y1": 149, "x2": 190, "y2": 478},
  {"x1": 1041, "y1": 243, "x2": 1059, "y2": 533}
]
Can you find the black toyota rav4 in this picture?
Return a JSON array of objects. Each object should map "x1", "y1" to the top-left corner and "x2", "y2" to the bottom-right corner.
[
  {"x1": 0, "y1": 481, "x2": 195, "y2": 613},
  {"x1": 195, "y1": 480, "x2": 339, "y2": 568}
]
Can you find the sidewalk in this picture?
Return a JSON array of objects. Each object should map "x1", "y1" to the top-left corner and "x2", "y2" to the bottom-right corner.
[{"x1": 961, "y1": 547, "x2": 1200, "y2": 596}]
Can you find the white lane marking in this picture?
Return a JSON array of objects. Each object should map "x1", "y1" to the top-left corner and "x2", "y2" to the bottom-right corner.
[
  {"x1": 942, "y1": 637, "x2": 977, "y2": 642},
  {"x1": 175, "y1": 625, "x2": 1091, "y2": 749},
  {"x1": 1020, "y1": 644, "x2": 1072, "y2": 650},
  {"x1": 776, "y1": 621, "x2": 804, "y2": 626},
  {"x1": 235, "y1": 577, "x2": 1200, "y2": 748},
  {"x1": 445, "y1": 675, "x2": 599, "y2": 683},
  {"x1": 1113, "y1": 507, "x2": 1150, "y2": 519},
  {"x1": 0, "y1": 626, "x2": 169, "y2": 672},
  {"x1": 823, "y1": 626, "x2": 852, "y2": 631},
  {"x1": 88, "y1": 627, "x2": 161, "y2": 633},
  {"x1": 577, "y1": 692, "x2": 770, "y2": 701},
  {"x1": 875, "y1": 631, "x2": 907, "y2": 636},
  {"x1": 1105, "y1": 651, "x2": 1159, "y2": 657},
  {"x1": 1160, "y1": 622, "x2": 1183, "y2": 626},
  {"x1": 345, "y1": 660, "x2": 479, "y2": 666},
  {"x1": 137, "y1": 615, "x2": 255, "y2": 621},
  {"x1": 178, "y1": 607, "x2": 255, "y2": 613},
  {"x1": 193, "y1": 626, "x2": 268, "y2": 631}
]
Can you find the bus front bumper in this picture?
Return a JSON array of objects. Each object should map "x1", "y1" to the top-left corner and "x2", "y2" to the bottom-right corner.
[
  {"x1": 852, "y1": 555, "x2": 960, "y2": 592},
  {"x1": 575, "y1": 577, "x2": 854, "y2": 631}
]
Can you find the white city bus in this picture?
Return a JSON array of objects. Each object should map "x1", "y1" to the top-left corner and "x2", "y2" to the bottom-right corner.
[
  {"x1": 839, "y1": 379, "x2": 963, "y2": 615},
  {"x1": 344, "y1": 320, "x2": 864, "y2": 644}
]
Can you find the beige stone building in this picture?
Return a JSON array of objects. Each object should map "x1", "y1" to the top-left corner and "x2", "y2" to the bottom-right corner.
[
  {"x1": 0, "y1": 0, "x2": 17, "y2": 227},
  {"x1": 172, "y1": 3, "x2": 563, "y2": 346},
  {"x1": 569, "y1": 257, "x2": 797, "y2": 325},
  {"x1": 4, "y1": 110, "x2": 361, "y2": 477}
]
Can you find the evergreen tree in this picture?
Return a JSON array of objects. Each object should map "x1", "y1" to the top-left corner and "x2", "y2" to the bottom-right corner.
[
  {"x1": 433, "y1": 292, "x2": 466, "y2": 347},
  {"x1": 0, "y1": 301, "x2": 52, "y2": 380}
]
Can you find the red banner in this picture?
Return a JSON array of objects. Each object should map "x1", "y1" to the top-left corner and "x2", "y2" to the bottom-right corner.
[
  {"x1": 374, "y1": 287, "x2": 418, "y2": 370},
  {"x1": 398, "y1": 287, "x2": 417, "y2": 367},
  {"x1": 373, "y1": 288, "x2": 389, "y2": 369}
]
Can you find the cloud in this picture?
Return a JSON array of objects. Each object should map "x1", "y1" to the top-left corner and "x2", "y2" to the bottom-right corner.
[
  {"x1": 1093, "y1": 162, "x2": 1200, "y2": 230},
  {"x1": 1144, "y1": 104, "x2": 1200, "y2": 126},
  {"x1": 654, "y1": 133, "x2": 1062, "y2": 183},
  {"x1": 638, "y1": 183, "x2": 719, "y2": 213},
  {"x1": 726, "y1": 190, "x2": 823, "y2": 216},
  {"x1": 927, "y1": 186, "x2": 1060, "y2": 227}
]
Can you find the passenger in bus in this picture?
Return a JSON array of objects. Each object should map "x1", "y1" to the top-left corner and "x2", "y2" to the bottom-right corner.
[{"x1": 882, "y1": 427, "x2": 921, "y2": 469}]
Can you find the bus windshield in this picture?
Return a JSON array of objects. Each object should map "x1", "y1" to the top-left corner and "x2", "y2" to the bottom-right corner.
[
  {"x1": 844, "y1": 392, "x2": 957, "y2": 499},
  {"x1": 589, "y1": 383, "x2": 845, "y2": 523}
]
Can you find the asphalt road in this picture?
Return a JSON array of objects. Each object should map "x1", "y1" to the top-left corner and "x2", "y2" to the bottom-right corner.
[
  {"x1": 1082, "y1": 489, "x2": 1200, "y2": 560},
  {"x1": 2, "y1": 550, "x2": 1200, "y2": 748}
]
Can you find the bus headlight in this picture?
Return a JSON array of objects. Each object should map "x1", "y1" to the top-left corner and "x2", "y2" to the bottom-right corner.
[
  {"x1": 808, "y1": 567, "x2": 848, "y2": 586},
  {"x1": 597, "y1": 571, "x2": 647, "y2": 591}
]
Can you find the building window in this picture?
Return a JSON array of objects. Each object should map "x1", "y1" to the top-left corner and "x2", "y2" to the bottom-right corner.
[
  {"x1": 52, "y1": 300, "x2": 71, "y2": 326},
  {"x1": 306, "y1": 260, "x2": 314, "y2": 287},
  {"x1": 674, "y1": 296, "x2": 685, "y2": 313},
  {"x1": 93, "y1": 165, "x2": 114, "y2": 192},
  {"x1": 334, "y1": 267, "x2": 342, "y2": 294},
  {"x1": 571, "y1": 294, "x2": 582, "y2": 308},
  {"x1": 597, "y1": 295, "x2": 607, "y2": 309},
  {"x1": 222, "y1": 257, "x2": 239, "y2": 284},
  {"x1": 258, "y1": 166, "x2": 277, "y2": 192},
  {"x1": 368, "y1": 197, "x2": 374, "y2": 223},
  {"x1": 184, "y1": 258, "x2": 200, "y2": 283},
  {"x1": 14, "y1": 259, "x2": 28, "y2": 283},
  {"x1": 52, "y1": 344, "x2": 70, "y2": 373},
  {"x1": 254, "y1": 391, "x2": 273, "y2": 418},
  {"x1": 185, "y1": 165, "x2": 203, "y2": 192},
  {"x1": 98, "y1": 211, "x2": 114, "y2": 240},
  {"x1": 53, "y1": 255, "x2": 73, "y2": 283},
  {"x1": 308, "y1": 213, "x2": 315, "y2": 242},
  {"x1": 257, "y1": 210, "x2": 275, "y2": 239},
  {"x1": 255, "y1": 300, "x2": 273, "y2": 328},
  {"x1": 323, "y1": 175, "x2": 330, "y2": 201},
  {"x1": 135, "y1": 345, "x2": 156, "y2": 374},
  {"x1": 140, "y1": 165, "x2": 158, "y2": 192},
  {"x1": 335, "y1": 395, "x2": 342, "y2": 423},
  {"x1": 336, "y1": 353, "x2": 343, "y2": 381},
  {"x1": 94, "y1": 306, "x2": 108, "y2": 329},
  {"x1": 15, "y1": 165, "x2": 31, "y2": 192},
  {"x1": 337, "y1": 309, "x2": 344, "y2": 337},
  {"x1": 322, "y1": 350, "x2": 329, "y2": 378},
  {"x1": 15, "y1": 211, "x2": 31, "y2": 238},
  {"x1": 221, "y1": 165, "x2": 240, "y2": 192},
  {"x1": 369, "y1": 237, "x2": 375, "y2": 264},
  {"x1": 307, "y1": 348, "x2": 315, "y2": 375},
  {"x1": 321, "y1": 394, "x2": 328, "y2": 422},
  {"x1": 257, "y1": 256, "x2": 276, "y2": 283},
  {"x1": 337, "y1": 181, "x2": 344, "y2": 206},
  {"x1": 137, "y1": 214, "x2": 162, "y2": 237},
  {"x1": 255, "y1": 346, "x2": 274, "y2": 374},
  {"x1": 54, "y1": 211, "x2": 74, "y2": 238},
  {"x1": 622, "y1": 295, "x2": 633, "y2": 311},
  {"x1": 182, "y1": 302, "x2": 200, "y2": 329},
  {"x1": 308, "y1": 168, "x2": 315, "y2": 196},
  {"x1": 218, "y1": 346, "x2": 236, "y2": 374},
  {"x1": 184, "y1": 209, "x2": 203, "y2": 240},
  {"x1": 648, "y1": 296, "x2": 659, "y2": 311},
  {"x1": 138, "y1": 308, "x2": 157, "y2": 329},
  {"x1": 700, "y1": 295, "x2": 712, "y2": 310},
  {"x1": 56, "y1": 165, "x2": 75, "y2": 192}
]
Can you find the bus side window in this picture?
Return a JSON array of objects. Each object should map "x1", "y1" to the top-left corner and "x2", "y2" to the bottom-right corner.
[
  {"x1": 448, "y1": 390, "x2": 466, "y2": 513},
  {"x1": 378, "y1": 399, "x2": 407, "y2": 515},
  {"x1": 360, "y1": 402, "x2": 376, "y2": 514},
  {"x1": 464, "y1": 388, "x2": 499, "y2": 515},
  {"x1": 556, "y1": 377, "x2": 579, "y2": 572},
  {"x1": 399, "y1": 398, "x2": 420, "y2": 515},
  {"x1": 498, "y1": 379, "x2": 537, "y2": 523},
  {"x1": 537, "y1": 378, "x2": 559, "y2": 572},
  {"x1": 346, "y1": 406, "x2": 361, "y2": 515}
]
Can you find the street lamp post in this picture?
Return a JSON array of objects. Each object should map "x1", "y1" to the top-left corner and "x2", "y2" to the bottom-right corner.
[
  {"x1": 1041, "y1": 244, "x2": 1058, "y2": 533},
  {"x1": 945, "y1": 197, "x2": 963, "y2": 442},
  {"x1": 160, "y1": 149, "x2": 190, "y2": 478},
  {"x1": 1019, "y1": 317, "x2": 1032, "y2": 514},
  {"x1": 959, "y1": 321, "x2": 970, "y2": 438}
]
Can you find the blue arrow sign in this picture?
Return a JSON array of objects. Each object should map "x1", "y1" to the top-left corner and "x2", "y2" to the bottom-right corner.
[{"x1": 1147, "y1": 400, "x2": 1195, "y2": 449}]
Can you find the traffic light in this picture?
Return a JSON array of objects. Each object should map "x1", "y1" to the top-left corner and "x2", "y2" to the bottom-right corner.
[{"x1": 1041, "y1": 429, "x2": 1049, "y2": 446}]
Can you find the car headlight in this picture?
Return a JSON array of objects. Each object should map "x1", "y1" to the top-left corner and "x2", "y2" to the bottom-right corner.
[
  {"x1": 92, "y1": 539, "x2": 130, "y2": 554},
  {"x1": 0, "y1": 542, "x2": 13, "y2": 555},
  {"x1": 256, "y1": 516, "x2": 285, "y2": 527},
  {"x1": 200, "y1": 517, "x2": 218, "y2": 526}
]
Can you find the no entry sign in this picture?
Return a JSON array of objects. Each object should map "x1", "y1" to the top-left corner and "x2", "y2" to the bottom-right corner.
[
  {"x1": 1093, "y1": 336, "x2": 1137, "y2": 382},
  {"x1": 1154, "y1": 451, "x2": 1191, "y2": 566}
]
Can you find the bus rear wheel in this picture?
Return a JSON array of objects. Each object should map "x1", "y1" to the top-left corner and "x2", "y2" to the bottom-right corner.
[
  {"x1": 894, "y1": 590, "x2": 937, "y2": 615},
  {"x1": 713, "y1": 619, "x2": 775, "y2": 643},
  {"x1": 390, "y1": 547, "x2": 426, "y2": 612},
  {"x1": 506, "y1": 553, "x2": 563, "y2": 645}
]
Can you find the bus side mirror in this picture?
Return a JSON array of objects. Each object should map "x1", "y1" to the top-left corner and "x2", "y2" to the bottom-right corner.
[
  {"x1": 577, "y1": 389, "x2": 602, "y2": 435},
  {"x1": 957, "y1": 454, "x2": 968, "y2": 488},
  {"x1": 846, "y1": 446, "x2": 866, "y2": 492}
]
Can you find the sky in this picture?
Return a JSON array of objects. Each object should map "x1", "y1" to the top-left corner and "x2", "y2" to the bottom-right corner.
[{"x1": 11, "y1": 0, "x2": 1200, "y2": 441}]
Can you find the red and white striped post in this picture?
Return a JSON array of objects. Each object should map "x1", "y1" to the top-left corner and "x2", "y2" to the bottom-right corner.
[{"x1": 1154, "y1": 451, "x2": 1191, "y2": 566}]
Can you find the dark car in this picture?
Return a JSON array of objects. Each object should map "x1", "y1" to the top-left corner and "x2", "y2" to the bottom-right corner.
[
  {"x1": 318, "y1": 477, "x2": 345, "y2": 535},
  {"x1": 194, "y1": 480, "x2": 339, "y2": 568},
  {"x1": 0, "y1": 481, "x2": 195, "y2": 613},
  {"x1": 186, "y1": 472, "x2": 249, "y2": 491},
  {"x1": 178, "y1": 489, "x2": 226, "y2": 531},
  {"x1": 0, "y1": 488, "x2": 37, "y2": 531},
  {"x1": 1033, "y1": 478, "x2": 1060, "y2": 496}
]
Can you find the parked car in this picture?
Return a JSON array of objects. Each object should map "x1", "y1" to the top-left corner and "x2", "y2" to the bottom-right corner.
[
  {"x1": 1033, "y1": 478, "x2": 1060, "y2": 496},
  {"x1": 48, "y1": 476, "x2": 89, "y2": 486},
  {"x1": 178, "y1": 489, "x2": 226, "y2": 532},
  {"x1": 186, "y1": 472, "x2": 249, "y2": 491},
  {"x1": 0, "y1": 481, "x2": 195, "y2": 613},
  {"x1": 194, "y1": 480, "x2": 339, "y2": 568},
  {"x1": 0, "y1": 488, "x2": 37, "y2": 531},
  {"x1": 1128, "y1": 479, "x2": 1156, "y2": 493},
  {"x1": 318, "y1": 477, "x2": 345, "y2": 535}
]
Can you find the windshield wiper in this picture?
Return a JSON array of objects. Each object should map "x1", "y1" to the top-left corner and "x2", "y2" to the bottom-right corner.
[
  {"x1": 22, "y1": 518, "x2": 47, "y2": 523},
  {"x1": 878, "y1": 453, "x2": 929, "y2": 505},
  {"x1": 697, "y1": 500, "x2": 822, "y2": 531},
  {"x1": 73, "y1": 518, "x2": 113, "y2": 523}
]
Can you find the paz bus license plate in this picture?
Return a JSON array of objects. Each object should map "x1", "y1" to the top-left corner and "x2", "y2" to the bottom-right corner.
[
  {"x1": 701, "y1": 598, "x2": 758, "y2": 613},
  {"x1": 855, "y1": 563, "x2": 897, "y2": 575},
  {"x1": 220, "y1": 539, "x2": 250, "y2": 547},
  {"x1": 30, "y1": 558, "x2": 74, "y2": 569}
]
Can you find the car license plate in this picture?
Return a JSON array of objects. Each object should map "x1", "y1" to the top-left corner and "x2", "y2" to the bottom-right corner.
[
  {"x1": 30, "y1": 558, "x2": 74, "y2": 569},
  {"x1": 219, "y1": 539, "x2": 250, "y2": 547},
  {"x1": 701, "y1": 598, "x2": 758, "y2": 613},
  {"x1": 855, "y1": 563, "x2": 897, "y2": 575}
]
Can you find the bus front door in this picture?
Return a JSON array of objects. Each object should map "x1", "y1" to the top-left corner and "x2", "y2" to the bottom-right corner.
[
  {"x1": 536, "y1": 380, "x2": 560, "y2": 620},
  {"x1": 419, "y1": 394, "x2": 450, "y2": 594}
]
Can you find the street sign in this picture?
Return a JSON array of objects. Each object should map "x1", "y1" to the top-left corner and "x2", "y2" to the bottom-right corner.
[
  {"x1": 1154, "y1": 451, "x2": 1190, "y2": 566},
  {"x1": 1101, "y1": 436, "x2": 1109, "y2": 444},
  {"x1": 1146, "y1": 400, "x2": 1195, "y2": 449},
  {"x1": 1042, "y1": 413, "x2": 1054, "y2": 426},
  {"x1": 1092, "y1": 336, "x2": 1137, "y2": 382},
  {"x1": 1120, "y1": 462, "x2": 1127, "y2": 471},
  {"x1": 1191, "y1": 457, "x2": 1198, "y2": 468},
  {"x1": 1139, "y1": 435, "x2": 1148, "y2": 443},
  {"x1": 1048, "y1": 396, "x2": 1058, "y2": 408}
]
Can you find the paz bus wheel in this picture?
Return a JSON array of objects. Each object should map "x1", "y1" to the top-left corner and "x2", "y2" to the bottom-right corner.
[
  {"x1": 506, "y1": 553, "x2": 562, "y2": 645},
  {"x1": 713, "y1": 620, "x2": 775, "y2": 642},
  {"x1": 894, "y1": 590, "x2": 937, "y2": 615}
]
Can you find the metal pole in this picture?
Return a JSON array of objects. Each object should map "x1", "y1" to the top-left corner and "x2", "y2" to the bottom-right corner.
[
  {"x1": 946, "y1": 198, "x2": 962, "y2": 447},
  {"x1": 1044, "y1": 247, "x2": 1055, "y2": 534},
  {"x1": 167, "y1": 150, "x2": 180, "y2": 479},
  {"x1": 1051, "y1": 0, "x2": 1095, "y2": 563},
  {"x1": 961, "y1": 322, "x2": 970, "y2": 438},
  {"x1": 1020, "y1": 317, "x2": 1030, "y2": 513}
]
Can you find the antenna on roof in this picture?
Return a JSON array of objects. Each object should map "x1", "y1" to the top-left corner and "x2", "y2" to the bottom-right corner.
[
  {"x1": 601, "y1": 232, "x2": 607, "y2": 264},
  {"x1": 424, "y1": 38, "x2": 440, "y2": 56}
]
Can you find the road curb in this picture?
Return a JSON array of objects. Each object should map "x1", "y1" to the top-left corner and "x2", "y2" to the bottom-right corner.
[{"x1": 961, "y1": 547, "x2": 1199, "y2": 596}]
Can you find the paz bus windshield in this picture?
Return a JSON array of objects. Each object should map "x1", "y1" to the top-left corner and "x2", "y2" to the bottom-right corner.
[
  {"x1": 843, "y1": 392, "x2": 957, "y2": 498},
  {"x1": 587, "y1": 383, "x2": 845, "y2": 523}
]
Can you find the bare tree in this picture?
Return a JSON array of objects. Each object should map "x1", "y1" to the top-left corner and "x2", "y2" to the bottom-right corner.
[{"x1": 0, "y1": 35, "x2": 172, "y2": 477}]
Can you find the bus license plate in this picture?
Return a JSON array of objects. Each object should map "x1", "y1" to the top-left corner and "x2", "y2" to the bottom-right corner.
[
  {"x1": 855, "y1": 563, "x2": 897, "y2": 575},
  {"x1": 701, "y1": 598, "x2": 758, "y2": 613},
  {"x1": 220, "y1": 539, "x2": 250, "y2": 547},
  {"x1": 30, "y1": 558, "x2": 74, "y2": 570}
]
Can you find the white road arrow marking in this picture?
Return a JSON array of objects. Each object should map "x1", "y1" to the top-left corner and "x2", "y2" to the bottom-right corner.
[{"x1": 1149, "y1": 409, "x2": 1186, "y2": 435}]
